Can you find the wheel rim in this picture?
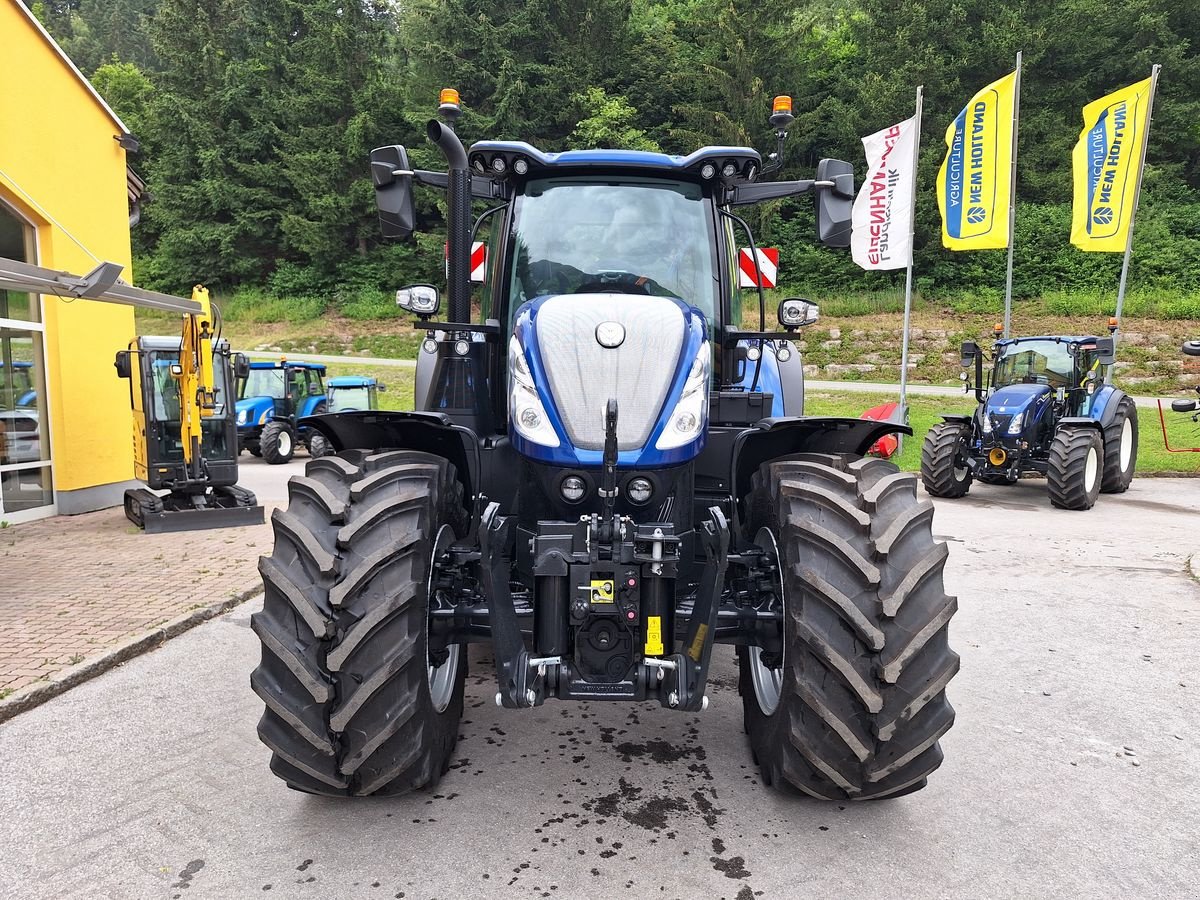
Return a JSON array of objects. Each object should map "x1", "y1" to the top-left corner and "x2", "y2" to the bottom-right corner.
[
  {"x1": 426, "y1": 524, "x2": 460, "y2": 714},
  {"x1": 1084, "y1": 445, "x2": 1099, "y2": 491},
  {"x1": 1119, "y1": 417, "x2": 1133, "y2": 471},
  {"x1": 748, "y1": 527, "x2": 787, "y2": 717},
  {"x1": 277, "y1": 428, "x2": 292, "y2": 457}
]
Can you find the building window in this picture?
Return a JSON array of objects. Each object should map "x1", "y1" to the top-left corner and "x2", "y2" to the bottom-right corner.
[{"x1": 0, "y1": 202, "x2": 54, "y2": 520}]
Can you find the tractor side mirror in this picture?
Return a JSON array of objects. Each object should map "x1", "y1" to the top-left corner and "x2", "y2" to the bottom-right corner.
[
  {"x1": 114, "y1": 350, "x2": 131, "y2": 379},
  {"x1": 814, "y1": 159, "x2": 855, "y2": 248},
  {"x1": 960, "y1": 341, "x2": 980, "y2": 368},
  {"x1": 377, "y1": 383, "x2": 387, "y2": 392},
  {"x1": 233, "y1": 353, "x2": 250, "y2": 380},
  {"x1": 1095, "y1": 337, "x2": 1116, "y2": 366},
  {"x1": 371, "y1": 145, "x2": 416, "y2": 241},
  {"x1": 396, "y1": 284, "x2": 440, "y2": 319}
]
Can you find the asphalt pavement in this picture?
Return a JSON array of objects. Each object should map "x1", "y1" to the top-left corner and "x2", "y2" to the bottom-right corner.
[{"x1": 1, "y1": 476, "x2": 1198, "y2": 899}]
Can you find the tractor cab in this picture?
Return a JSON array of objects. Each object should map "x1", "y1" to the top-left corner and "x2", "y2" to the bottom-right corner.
[
  {"x1": 235, "y1": 360, "x2": 328, "y2": 463},
  {"x1": 326, "y1": 375, "x2": 384, "y2": 413}
]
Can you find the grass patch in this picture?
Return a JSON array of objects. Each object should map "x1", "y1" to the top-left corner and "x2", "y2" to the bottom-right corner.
[{"x1": 805, "y1": 390, "x2": 1200, "y2": 475}]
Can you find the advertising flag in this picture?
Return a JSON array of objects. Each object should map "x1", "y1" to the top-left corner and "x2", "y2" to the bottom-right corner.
[
  {"x1": 1070, "y1": 77, "x2": 1154, "y2": 252},
  {"x1": 851, "y1": 116, "x2": 919, "y2": 270},
  {"x1": 936, "y1": 70, "x2": 1018, "y2": 250}
]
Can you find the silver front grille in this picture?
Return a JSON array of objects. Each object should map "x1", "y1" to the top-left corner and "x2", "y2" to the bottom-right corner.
[{"x1": 535, "y1": 294, "x2": 686, "y2": 450}]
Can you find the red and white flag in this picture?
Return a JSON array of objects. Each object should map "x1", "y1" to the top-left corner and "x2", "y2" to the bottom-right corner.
[{"x1": 851, "y1": 116, "x2": 918, "y2": 271}]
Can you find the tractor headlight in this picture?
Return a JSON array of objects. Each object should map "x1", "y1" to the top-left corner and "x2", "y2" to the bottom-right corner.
[
  {"x1": 508, "y1": 336, "x2": 559, "y2": 447},
  {"x1": 981, "y1": 415, "x2": 993, "y2": 434},
  {"x1": 237, "y1": 408, "x2": 247, "y2": 425},
  {"x1": 655, "y1": 341, "x2": 709, "y2": 451},
  {"x1": 1006, "y1": 412, "x2": 1024, "y2": 435},
  {"x1": 258, "y1": 409, "x2": 271, "y2": 425}
]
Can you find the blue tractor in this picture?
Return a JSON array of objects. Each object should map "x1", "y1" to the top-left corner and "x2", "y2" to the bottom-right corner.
[
  {"x1": 1, "y1": 360, "x2": 36, "y2": 409},
  {"x1": 249, "y1": 92, "x2": 960, "y2": 801},
  {"x1": 235, "y1": 359, "x2": 329, "y2": 464},
  {"x1": 921, "y1": 331, "x2": 1137, "y2": 510},
  {"x1": 325, "y1": 375, "x2": 385, "y2": 413}
]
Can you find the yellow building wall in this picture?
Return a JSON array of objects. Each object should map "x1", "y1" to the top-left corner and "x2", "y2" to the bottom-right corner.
[{"x1": 0, "y1": 0, "x2": 136, "y2": 498}]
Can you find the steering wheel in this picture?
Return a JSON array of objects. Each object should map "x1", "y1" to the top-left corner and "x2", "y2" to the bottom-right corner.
[
  {"x1": 574, "y1": 270, "x2": 652, "y2": 295},
  {"x1": 526, "y1": 260, "x2": 573, "y2": 297}
]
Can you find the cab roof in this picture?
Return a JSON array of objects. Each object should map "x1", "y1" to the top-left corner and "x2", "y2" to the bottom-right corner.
[
  {"x1": 327, "y1": 376, "x2": 376, "y2": 388},
  {"x1": 249, "y1": 360, "x2": 326, "y2": 372},
  {"x1": 996, "y1": 335, "x2": 1105, "y2": 348},
  {"x1": 467, "y1": 142, "x2": 762, "y2": 184}
]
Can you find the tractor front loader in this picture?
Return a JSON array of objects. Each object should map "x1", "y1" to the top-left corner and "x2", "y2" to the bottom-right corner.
[{"x1": 250, "y1": 92, "x2": 960, "y2": 801}]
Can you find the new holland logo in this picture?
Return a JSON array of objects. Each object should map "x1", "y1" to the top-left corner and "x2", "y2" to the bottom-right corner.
[
  {"x1": 1092, "y1": 206, "x2": 1114, "y2": 226},
  {"x1": 967, "y1": 206, "x2": 987, "y2": 224},
  {"x1": 595, "y1": 321, "x2": 625, "y2": 349}
]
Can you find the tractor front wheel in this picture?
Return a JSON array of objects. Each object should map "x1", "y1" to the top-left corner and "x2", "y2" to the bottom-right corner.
[
  {"x1": 920, "y1": 422, "x2": 973, "y2": 498},
  {"x1": 740, "y1": 455, "x2": 959, "y2": 800},
  {"x1": 1047, "y1": 427, "x2": 1103, "y2": 510},
  {"x1": 260, "y1": 421, "x2": 295, "y2": 465},
  {"x1": 307, "y1": 431, "x2": 331, "y2": 458},
  {"x1": 251, "y1": 450, "x2": 468, "y2": 796},
  {"x1": 1100, "y1": 396, "x2": 1137, "y2": 494}
]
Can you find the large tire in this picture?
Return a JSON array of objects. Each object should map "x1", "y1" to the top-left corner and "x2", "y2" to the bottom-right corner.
[
  {"x1": 1100, "y1": 396, "x2": 1137, "y2": 494},
  {"x1": 1047, "y1": 427, "x2": 1103, "y2": 510},
  {"x1": 920, "y1": 422, "x2": 973, "y2": 498},
  {"x1": 251, "y1": 450, "x2": 468, "y2": 796},
  {"x1": 260, "y1": 421, "x2": 295, "y2": 465},
  {"x1": 307, "y1": 431, "x2": 331, "y2": 459},
  {"x1": 740, "y1": 454, "x2": 959, "y2": 801}
]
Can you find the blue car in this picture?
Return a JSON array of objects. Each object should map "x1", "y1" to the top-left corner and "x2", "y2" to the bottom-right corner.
[{"x1": 235, "y1": 360, "x2": 328, "y2": 463}]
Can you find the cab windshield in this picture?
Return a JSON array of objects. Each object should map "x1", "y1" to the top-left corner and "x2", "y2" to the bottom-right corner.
[
  {"x1": 239, "y1": 368, "x2": 287, "y2": 400},
  {"x1": 993, "y1": 340, "x2": 1075, "y2": 389},
  {"x1": 506, "y1": 177, "x2": 717, "y2": 327}
]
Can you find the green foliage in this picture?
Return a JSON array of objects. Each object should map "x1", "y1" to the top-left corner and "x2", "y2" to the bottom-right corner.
[
  {"x1": 568, "y1": 88, "x2": 661, "y2": 151},
  {"x1": 221, "y1": 287, "x2": 325, "y2": 324},
  {"x1": 60, "y1": 0, "x2": 1200, "y2": 308}
]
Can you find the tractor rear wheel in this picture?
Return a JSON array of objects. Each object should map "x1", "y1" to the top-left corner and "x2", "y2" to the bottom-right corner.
[
  {"x1": 251, "y1": 450, "x2": 468, "y2": 796},
  {"x1": 740, "y1": 454, "x2": 959, "y2": 800},
  {"x1": 920, "y1": 422, "x2": 972, "y2": 498},
  {"x1": 1100, "y1": 396, "x2": 1137, "y2": 494},
  {"x1": 260, "y1": 421, "x2": 295, "y2": 464},
  {"x1": 1047, "y1": 427, "x2": 1103, "y2": 510}
]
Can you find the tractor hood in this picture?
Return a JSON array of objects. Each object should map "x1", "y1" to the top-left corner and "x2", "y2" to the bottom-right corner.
[
  {"x1": 984, "y1": 383, "x2": 1051, "y2": 434},
  {"x1": 508, "y1": 293, "x2": 709, "y2": 467},
  {"x1": 236, "y1": 396, "x2": 274, "y2": 428}
]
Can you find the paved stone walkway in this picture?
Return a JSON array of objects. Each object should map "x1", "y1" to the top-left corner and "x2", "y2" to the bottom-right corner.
[{"x1": 0, "y1": 505, "x2": 273, "y2": 698}]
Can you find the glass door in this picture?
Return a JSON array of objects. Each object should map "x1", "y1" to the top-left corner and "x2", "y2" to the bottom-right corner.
[{"x1": 0, "y1": 203, "x2": 54, "y2": 523}]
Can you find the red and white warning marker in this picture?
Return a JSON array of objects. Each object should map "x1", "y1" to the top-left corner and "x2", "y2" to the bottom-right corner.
[
  {"x1": 737, "y1": 247, "x2": 779, "y2": 288},
  {"x1": 444, "y1": 242, "x2": 489, "y2": 283}
]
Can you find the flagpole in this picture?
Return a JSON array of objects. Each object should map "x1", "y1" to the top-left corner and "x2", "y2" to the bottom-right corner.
[
  {"x1": 898, "y1": 85, "x2": 924, "y2": 425},
  {"x1": 1002, "y1": 50, "x2": 1023, "y2": 339},
  {"x1": 1113, "y1": 63, "x2": 1161, "y2": 339}
]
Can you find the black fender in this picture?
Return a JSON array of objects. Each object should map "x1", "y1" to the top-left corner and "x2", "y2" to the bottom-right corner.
[
  {"x1": 729, "y1": 415, "x2": 912, "y2": 535},
  {"x1": 301, "y1": 410, "x2": 481, "y2": 501},
  {"x1": 1056, "y1": 416, "x2": 1104, "y2": 432},
  {"x1": 938, "y1": 413, "x2": 974, "y2": 425}
]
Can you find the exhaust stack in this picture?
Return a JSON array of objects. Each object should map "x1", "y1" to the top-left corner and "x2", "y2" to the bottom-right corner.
[{"x1": 427, "y1": 117, "x2": 472, "y2": 324}]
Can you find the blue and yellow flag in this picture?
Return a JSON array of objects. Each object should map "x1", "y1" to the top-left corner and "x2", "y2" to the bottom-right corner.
[
  {"x1": 1071, "y1": 77, "x2": 1153, "y2": 252},
  {"x1": 936, "y1": 71, "x2": 1018, "y2": 250}
]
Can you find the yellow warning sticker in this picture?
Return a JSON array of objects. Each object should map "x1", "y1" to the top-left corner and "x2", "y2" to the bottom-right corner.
[
  {"x1": 589, "y1": 579, "x2": 614, "y2": 603},
  {"x1": 644, "y1": 616, "x2": 664, "y2": 656}
]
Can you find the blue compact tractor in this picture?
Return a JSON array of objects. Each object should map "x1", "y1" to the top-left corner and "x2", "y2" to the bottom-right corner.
[
  {"x1": 250, "y1": 92, "x2": 960, "y2": 801},
  {"x1": 921, "y1": 331, "x2": 1137, "y2": 510},
  {"x1": 235, "y1": 360, "x2": 329, "y2": 463}
]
